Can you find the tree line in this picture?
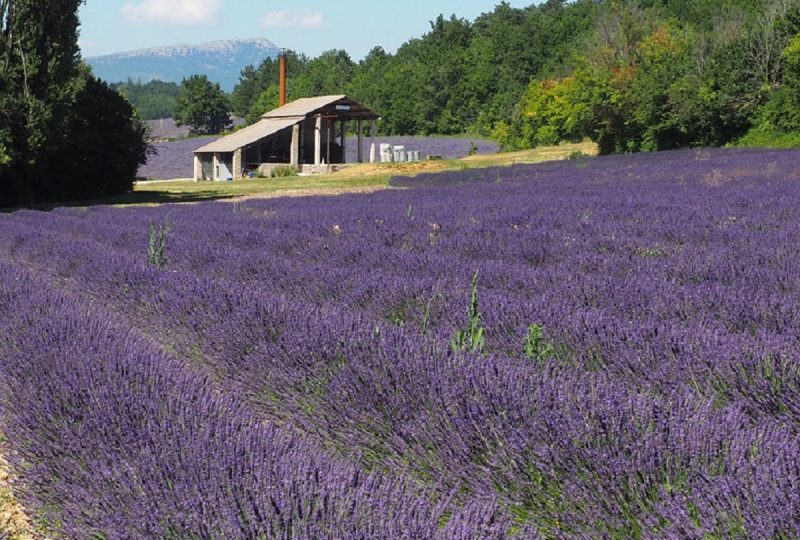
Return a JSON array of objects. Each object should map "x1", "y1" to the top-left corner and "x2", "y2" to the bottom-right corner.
[
  {"x1": 0, "y1": 0, "x2": 147, "y2": 207},
  {"x1": 109, "y1": 0, "x2": 800, "y2": 154},
  {"x1": 501, "y1": 0, "x2": 800, "y2": 153},
  {"x1": 229, "y1": 2, "x2": 597, "y2": 136},
  {"x1": 226, "y1": 0, "x2": 800, "y2": 153},
  {"x1": 110, "y1": 80, "x2": 180, "y2": 121}
]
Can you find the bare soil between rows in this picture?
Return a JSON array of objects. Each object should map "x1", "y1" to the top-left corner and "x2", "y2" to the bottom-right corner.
[{"x1": 1, "y1": 439, "x2": 38, "y2": 540}]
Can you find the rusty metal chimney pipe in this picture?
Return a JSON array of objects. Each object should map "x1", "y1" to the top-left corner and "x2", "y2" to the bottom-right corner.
[{"x1": 279, "y1": 50, "x2": 287, "y2": 107}]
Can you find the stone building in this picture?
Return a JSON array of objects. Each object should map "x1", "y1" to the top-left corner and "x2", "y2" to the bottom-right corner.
[{"x1": 193, "y1": 95, "x2": 380, "y2": 181}]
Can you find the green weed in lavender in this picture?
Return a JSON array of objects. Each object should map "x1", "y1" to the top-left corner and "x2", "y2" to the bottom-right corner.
[
  {"x1": 451, "y1": 271, "x2": 485, "y2": 355},
  {"x1": 147, "y1": 215, "x2": 170, "y2": 268}
]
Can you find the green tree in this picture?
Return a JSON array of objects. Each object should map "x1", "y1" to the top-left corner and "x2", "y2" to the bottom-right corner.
[
  {"x1": 294, "y1": 49, "x2": 355, "y2": 97},
  {"x1": 505, "y1": 0, "x2": 776, "y2": 154},
  {"x1": 231, "y1": 50, "x2": 309, "y2": 121},
  {"x1": 376, "y1": 42, "x2": 429, "y2": 134},
  {"x1": 348, "y1": 46, "x2": 391, "y2": 119},
  {"x1": 514, "y1": 76, "x2": 591, "y2": 148},
  {"x1": 231, "y1": 64, "x2": 262, "y2": 118},
  {"x1": 0, "y1": 0, "x2": 83, "y2": 205},
  {"x1": 740, "y1": 31, "x2": 800, "y2": 146},
  {"x1": 174, "y1": 75, "x2": 232, "y2": 135},
  {"x1": 111, "y1": 79, "x2": 180, "y2": 120},
  {"x1": 38, "y1": 69, "x2": 149, "y2": 201},
  {"x1": 471, "y1": 0, "x2": 597, "y2": 134},
  {"x1": 246, "y1": 85, "x2": 280, "y2": 124}
]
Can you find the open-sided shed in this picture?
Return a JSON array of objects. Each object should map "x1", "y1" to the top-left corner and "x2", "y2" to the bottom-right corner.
[{"x1": 193, "y1": 95, "x2": 380, "y2": 180}]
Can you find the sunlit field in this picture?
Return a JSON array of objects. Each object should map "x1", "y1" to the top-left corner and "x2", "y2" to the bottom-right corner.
[{"x1": 1, "y1": 147, "x2": 799, "y2": 538}]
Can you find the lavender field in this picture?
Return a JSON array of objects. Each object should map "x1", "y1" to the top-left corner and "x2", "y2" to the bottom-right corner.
[
  {"x1": 137, "y1": 136, "x2": 217, "y2": 180},
  {"x1": 137, "y1": 136, "x2": 499, "y2": 180},
  {"x1": 342, "y1": 136, "x2": 499, "y2": 162},
  {"x1": 2, "y1": 147, "x2": 800, "y2": 538}
]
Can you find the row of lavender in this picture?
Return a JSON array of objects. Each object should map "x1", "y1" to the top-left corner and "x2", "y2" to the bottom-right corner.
[
  {"x1": 1, "y1": 147, "x2": 799, "y2": 537},
  {"x1": 0, "y1": 245, "x2": 515, "y2": 537},
  {"x1": 137, "y1": 136, "x2": 499, "y2": 180}
]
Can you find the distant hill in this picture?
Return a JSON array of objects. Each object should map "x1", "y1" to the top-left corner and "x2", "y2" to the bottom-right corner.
[{"x1": 85, "y1": 38, "x2": 280, "y2": 92}]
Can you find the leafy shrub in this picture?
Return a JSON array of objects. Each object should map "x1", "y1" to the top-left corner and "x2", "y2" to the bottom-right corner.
[
  {"x1": 738, "y1": 129, "x2": 800, "y2": 148},
  {"x1": 271, "y1": 165, "x2": 298, "y2": 178},
  {"x1": 37, "y1": 73, "x2": 149, "y2": 201},
  {"x1": 524, "y1": 324, "x2": 554, "y2": 363}
]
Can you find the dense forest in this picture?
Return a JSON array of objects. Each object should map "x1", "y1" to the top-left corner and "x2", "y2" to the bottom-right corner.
[
  {"x1": 114, "y1": 0, "x2": 800, "y2": 154},
  {"x1": 226, "y1": 0, "x2": 800, "y2": 153},
  {"x1": 110, "y1": 80, "x2": 180, "y2": 121}
]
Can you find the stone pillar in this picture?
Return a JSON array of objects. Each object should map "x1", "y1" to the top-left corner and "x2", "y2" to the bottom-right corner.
[
  {"x1": 369, "y1": 120, "x2": 377, "y2": 164},
  {"x1": 213, "y1": 153, "x2": 220, "y2": 181},
  {"x1": 357, "y1": 120, "x2": 363, "y2": 163},
  {"x1": 233, "y1": 148, "x2": 243, "y2": 180},
  {"x1": 290, "y1": 124, "x2": 300, "y2": 166},
  {"x1": 193, "y1": 154, "x2": 202, "y2": 181},
  {"x1": 314, "y1": 115, "x2": 322, "y2": 167}
]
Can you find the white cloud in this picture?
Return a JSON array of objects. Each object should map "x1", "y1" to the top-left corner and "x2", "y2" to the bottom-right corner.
[
  {"x1": 260, "y1": 9, "x2": 325, "y2": 29},
  {"x1": 78, "y1": 39, "x2": 98, "y2": 53},
  {"x1": 121, "y1": 0, "x2": 222, "y2": 25}
]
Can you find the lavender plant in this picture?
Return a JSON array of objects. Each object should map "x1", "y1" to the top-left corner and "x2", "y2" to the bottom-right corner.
[{"x1": 1, "y1": 147, "x2": 800, "y2": 537}]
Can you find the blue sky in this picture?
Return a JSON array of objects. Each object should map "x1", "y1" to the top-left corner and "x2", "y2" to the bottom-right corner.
[{"x1": 79, "y1": 1, "x2": 534, "y2": 60}]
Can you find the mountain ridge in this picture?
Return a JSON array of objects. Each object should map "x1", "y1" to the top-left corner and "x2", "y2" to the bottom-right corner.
[{"x1": 85, "y1": 38, "x2": 280, "y2": 92}]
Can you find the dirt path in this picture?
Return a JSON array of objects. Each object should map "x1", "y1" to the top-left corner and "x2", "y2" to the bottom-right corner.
[
  {"x1": 0, "y1": 439, "x2": 38, "y2": 540},
  {"x1": 231, "y1": 184, "x2": 391, "y2": 202}
]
